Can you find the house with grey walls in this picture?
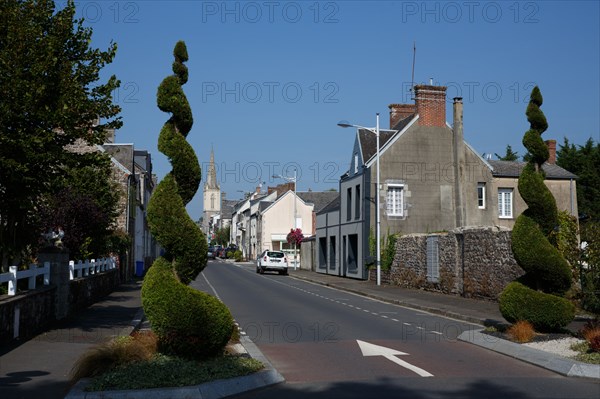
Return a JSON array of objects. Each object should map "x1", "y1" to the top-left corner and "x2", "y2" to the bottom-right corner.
[{"x1": 316, "y1": 84, "x2": 578, "y2": 280}]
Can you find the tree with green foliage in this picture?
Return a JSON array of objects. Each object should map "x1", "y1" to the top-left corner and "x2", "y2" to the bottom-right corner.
[
  {"x1": 0, "y1": 0, "x2": 122, "y2": 270},
  {"x1": 556, "y1": 138, "x2": 600, "y2": 220},
  {"x1": 495, "y1": 145, "x2": 520, "y2": 161},
  {"x1": 214, "y1": 226, "x2": 230, "y2": 247},
  {"x1": 499, "y1": 87, "x2": 575, "y2": 331},
  {"x1": 141, "y1": 41, "x2": 233, "y2": 359}
]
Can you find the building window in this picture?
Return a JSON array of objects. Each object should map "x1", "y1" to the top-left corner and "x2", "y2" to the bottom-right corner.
[
  {"x1": 210, "y1": 194, "x2": 215, "y2": 209},
  {"x1": 386, "y1": 184, "x2": 404, "y2": 217},
  {"x1": 354, "y1": 153, "x2": 358, "y2": 174},
  {"x1": 355, "y1": 184, "x2": 361, "y2": 220},
  {"x1": 477, "y1": 183, "x2": 486, "y2": 209},
  {"x1": 498, "y1": 188, "x2": 513, "y2": 219},
  {"x1": 347, "y1": 187, "x2": 352, "y2": 221},
  {"x1": 329, "y1": 236, "x2": 336, "y2": 270}
]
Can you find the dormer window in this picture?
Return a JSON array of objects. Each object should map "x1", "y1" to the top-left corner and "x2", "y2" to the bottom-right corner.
[{"x1": 354, "y1": 153, "x2": 358, "y2": 174}]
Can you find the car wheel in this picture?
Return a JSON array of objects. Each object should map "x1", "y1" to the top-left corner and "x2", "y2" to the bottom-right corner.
[{"x1": 283, "y1": 270, "x2": 289, "y2": 276}]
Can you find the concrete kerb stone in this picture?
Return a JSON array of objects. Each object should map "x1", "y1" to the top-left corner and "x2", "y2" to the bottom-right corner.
[{"x1": 458, "y1": 329, "x2": 600, "y2": 380}]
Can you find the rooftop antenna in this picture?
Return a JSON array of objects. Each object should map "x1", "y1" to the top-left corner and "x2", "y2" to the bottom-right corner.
[{"x1": 410, "y1": 41, "x2": 416, "y2": 98}]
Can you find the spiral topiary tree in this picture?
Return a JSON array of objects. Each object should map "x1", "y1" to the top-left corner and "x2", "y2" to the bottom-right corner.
[
  {"x1": 141, "y1": 41, "x2": 233, "y2": 358},
  {"x1": 498, "y1": 87, "x2": 575, "y2": 332}
]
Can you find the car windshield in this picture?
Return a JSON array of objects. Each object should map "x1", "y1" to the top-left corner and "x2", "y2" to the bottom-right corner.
[{"x1": 267, "y1": 252, "x2": 284, "y2": 258}]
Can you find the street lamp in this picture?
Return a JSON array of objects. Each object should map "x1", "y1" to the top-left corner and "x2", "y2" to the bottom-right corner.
[
  {"x1": 338, "y1": 113, "x2": 381, "y2": 286},
  {"x1": 273, "y1": 169, "x2": 298, "y2": 270}
]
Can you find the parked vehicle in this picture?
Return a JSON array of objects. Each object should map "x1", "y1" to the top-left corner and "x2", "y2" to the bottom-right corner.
[
  {"x1": 256, "y1": 250, "x2": 289, "y2": 275},
  {"x1": 207, "y1": 246, "x2": 216, "y2": 260}
]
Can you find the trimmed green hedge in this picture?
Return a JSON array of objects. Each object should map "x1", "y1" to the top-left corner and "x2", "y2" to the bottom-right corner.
[
  {"x1": 141, "y1": 258, "x2": 233, "y2": 358},
  {"x1": 142, "y1": 41, "x2": 233, "y2": 358},
  {"x1": 499, "y1": 281, "x2": 575, "y2": 332},
  {"x1": 499, "y1": 86, "x2": 574, "y2": 331}
]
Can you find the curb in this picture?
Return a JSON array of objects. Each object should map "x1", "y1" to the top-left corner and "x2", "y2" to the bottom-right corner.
[
  {"x1": 458, "y1": 329, "x2": 600, "y2": 380},
  {"x1": 64, "y1": 334, "x2": 284, "y2": 399}
]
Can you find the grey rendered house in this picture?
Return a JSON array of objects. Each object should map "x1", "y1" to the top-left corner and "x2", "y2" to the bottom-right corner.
[{"x1": 316, "y1": 84, "x2": 577, "y2": 279}]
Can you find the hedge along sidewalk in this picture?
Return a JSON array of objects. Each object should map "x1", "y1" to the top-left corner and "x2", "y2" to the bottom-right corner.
[{"x1": 65, "y1": 316, "x2": 285, "y2": 399}]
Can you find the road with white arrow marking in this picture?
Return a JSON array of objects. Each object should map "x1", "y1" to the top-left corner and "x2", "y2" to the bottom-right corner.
[{"x1": 194, "y1": 261, "x2": 600, "y2": 398}]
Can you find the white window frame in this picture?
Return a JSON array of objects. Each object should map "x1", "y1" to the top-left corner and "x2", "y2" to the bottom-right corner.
[
  {"x1": 386, "y1": 184, "x2": 404, "y2": 217},
  {"x1": 354, "y1": 153, "x2": 359, "y2": 174},
  {"x1": 477, "y1": 183, "x2": 486, "y2": 209},
  {"x1": 498, "y1": 188, "x2": 513, "y2": 219}
]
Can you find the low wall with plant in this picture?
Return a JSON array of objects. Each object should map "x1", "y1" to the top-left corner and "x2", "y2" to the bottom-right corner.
[{"x1": 374, "y1": 226, "x2": 524, "y2": 300}]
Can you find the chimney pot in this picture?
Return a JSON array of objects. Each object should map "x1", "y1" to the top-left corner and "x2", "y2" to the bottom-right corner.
[
  {"x1": 414, "y1": 85, "x2": 447, "y2": 127},
  {"x1": 388, "y1": 103, "x2": 416, "y2": 129},
  {"x1": 545, "y1": 139, "x2": 557, "y2": 164}
]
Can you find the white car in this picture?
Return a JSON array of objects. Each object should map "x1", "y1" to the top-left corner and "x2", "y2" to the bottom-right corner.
[{"x1": 256, "y1": 250, "x2": 289, "y2": 275}]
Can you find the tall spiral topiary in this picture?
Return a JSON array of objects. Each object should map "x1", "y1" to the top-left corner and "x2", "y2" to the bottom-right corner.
[
  {"x1": 141, "y1": 41, "x2": 233, "y2": 358},
  {"x1": 498, "y1": 87, "x2": 575, "y2": 331}
]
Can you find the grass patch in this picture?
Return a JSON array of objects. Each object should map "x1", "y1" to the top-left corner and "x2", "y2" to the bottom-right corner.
[
  {"x1": 85, "y1": 353, "x2": 264, "y2": 391},
  {"x1": 571, "y1": 341, "x2": 600, "y2": 364}
]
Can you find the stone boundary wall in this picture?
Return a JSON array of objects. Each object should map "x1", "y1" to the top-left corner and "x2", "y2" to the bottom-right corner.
[
  {"x1": 369, "y1": 226, "x2": 524, "y2": 300},
  {"x1": 0, "y1": 268, "x2": 120, "y2": 344}
]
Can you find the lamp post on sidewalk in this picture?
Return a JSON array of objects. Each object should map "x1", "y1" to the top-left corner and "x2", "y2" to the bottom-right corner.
[
  {"x1": 273, "y1": 169, "x2": 298, "y2": 269},
  {"x1": 338, "y1": 114, "x2": 381, "y2": 286}
]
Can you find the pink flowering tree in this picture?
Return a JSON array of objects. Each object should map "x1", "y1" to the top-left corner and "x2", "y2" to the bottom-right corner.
[{"x1": 287, "y1": 228, "x2": 304, "y2": 246}]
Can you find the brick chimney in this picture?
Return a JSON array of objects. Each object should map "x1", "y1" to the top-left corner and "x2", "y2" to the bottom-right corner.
[
  {"x1": 388, "y1": 103, "x2": 416, "y2": 129},
  {"x1": 545, "y1": 139, "x2": 557, "y2": 164},
  {"x1": 414, "y1": 85, "x2": 447, "y2": 127}
]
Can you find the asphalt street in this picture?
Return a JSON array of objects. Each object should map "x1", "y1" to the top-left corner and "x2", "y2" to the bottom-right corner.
[{"x1": 196, "y1": 260, "x2": 600, "y2": 399}]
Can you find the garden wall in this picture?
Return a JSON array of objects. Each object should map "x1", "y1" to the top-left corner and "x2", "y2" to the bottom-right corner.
[{"x1": 369, "y1": 226, "x2": 524, "y2": 300}]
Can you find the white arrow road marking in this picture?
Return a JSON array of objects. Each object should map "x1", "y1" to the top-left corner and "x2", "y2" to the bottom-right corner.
[{"x1": 356, "y1": 340, "x2": 434, "y2": 378}]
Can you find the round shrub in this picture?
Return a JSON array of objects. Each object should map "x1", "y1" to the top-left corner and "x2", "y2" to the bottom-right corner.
[
  {"x1": 499, "y1": 281, "x2": 575, "y2": 332},
  {"x1": 234, "y1": 250, "x2": 243, "y2": 262}
]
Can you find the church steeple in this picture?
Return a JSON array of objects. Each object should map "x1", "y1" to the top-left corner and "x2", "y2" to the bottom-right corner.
[{"x1": 206, "y1": 147, "x2": 219, "y2": 190}]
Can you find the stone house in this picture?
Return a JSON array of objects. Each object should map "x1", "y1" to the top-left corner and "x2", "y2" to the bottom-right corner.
[{"x1": 316, "y1": 84, "x2": 577, "y2": 280}]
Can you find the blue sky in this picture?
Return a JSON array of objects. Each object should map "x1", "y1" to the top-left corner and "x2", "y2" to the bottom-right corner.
[{"x1": 78, "y1": 0, "x2": 599, "y2": 220}]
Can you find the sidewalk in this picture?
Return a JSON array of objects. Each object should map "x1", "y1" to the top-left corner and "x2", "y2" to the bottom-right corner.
[{"x1": 0, "y1": 280, "x2": 143, "y2": 399}]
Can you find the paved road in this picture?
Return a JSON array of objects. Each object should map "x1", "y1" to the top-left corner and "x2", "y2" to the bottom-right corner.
[{"x1": 197, "y1": 261, "x2": 600, "y2": 398}]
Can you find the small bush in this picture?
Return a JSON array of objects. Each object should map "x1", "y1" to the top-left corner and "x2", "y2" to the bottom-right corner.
[
  {"x1": 507, "y1": 320, "x2": 535, "y2": 343},
  {"x1": 581, "y1": 320, "x2": 600, "y2": 352},
  {"x1": 70, "y1": 332, "x2": 157, "y2": 383},
  {"x1": 499, "y1": 281, "x2": 575, "y2": 332},
  {"x1": 234, "y1": 250, "x2": 243, "y2": 262}
]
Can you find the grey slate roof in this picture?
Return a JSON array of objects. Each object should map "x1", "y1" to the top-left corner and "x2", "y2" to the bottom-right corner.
[
  {"x1": 316, "y1": 194, "x2": 340, "y2": 215},
  {"x1": 297, "y1": 191, "x2": 339, "y2": 213},
  {"x1": 221, "y1": 199, "x2": 237, "y2": 218},
  {"x1": 358, "y1": 116, "x2": 415, "y2": 164},
  {"x1": 488, "y1": 160, "x2": 577, "y2": 180}
]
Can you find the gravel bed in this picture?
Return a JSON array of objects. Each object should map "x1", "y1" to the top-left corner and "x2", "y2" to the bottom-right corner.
[{"x1": 523, "y1": 337, "x2": 585, "y2": 358}]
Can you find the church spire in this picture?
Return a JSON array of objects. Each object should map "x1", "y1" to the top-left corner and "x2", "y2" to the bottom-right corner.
[{"x1": 206, "y1": 147, "x2": 219, "y2": 190}]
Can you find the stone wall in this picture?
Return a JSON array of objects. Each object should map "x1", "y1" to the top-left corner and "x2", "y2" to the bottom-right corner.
[
  {"x1": 0, "y1": 268, "x2": 120, "y2": 344},
  {"x1": 0, "y1": 286, "x2": 56, "y2": 344},
  {"x1": 69, "y1": 269, "x2": 120, "y2": 315},
  {"x1": 383, "y1": 226, "x2": 524, "y2": 300}
]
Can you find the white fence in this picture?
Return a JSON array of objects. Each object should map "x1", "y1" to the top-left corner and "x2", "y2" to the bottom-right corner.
[
  {"x1": 69, "y1": 258, "x2": 117, "y2": 279},
  {"x1": 0, "y1": 263, "x2": 51, "y2": 296},
  {"x1": 1, "y1": 257, "x2": 116, "y2": 296}
]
